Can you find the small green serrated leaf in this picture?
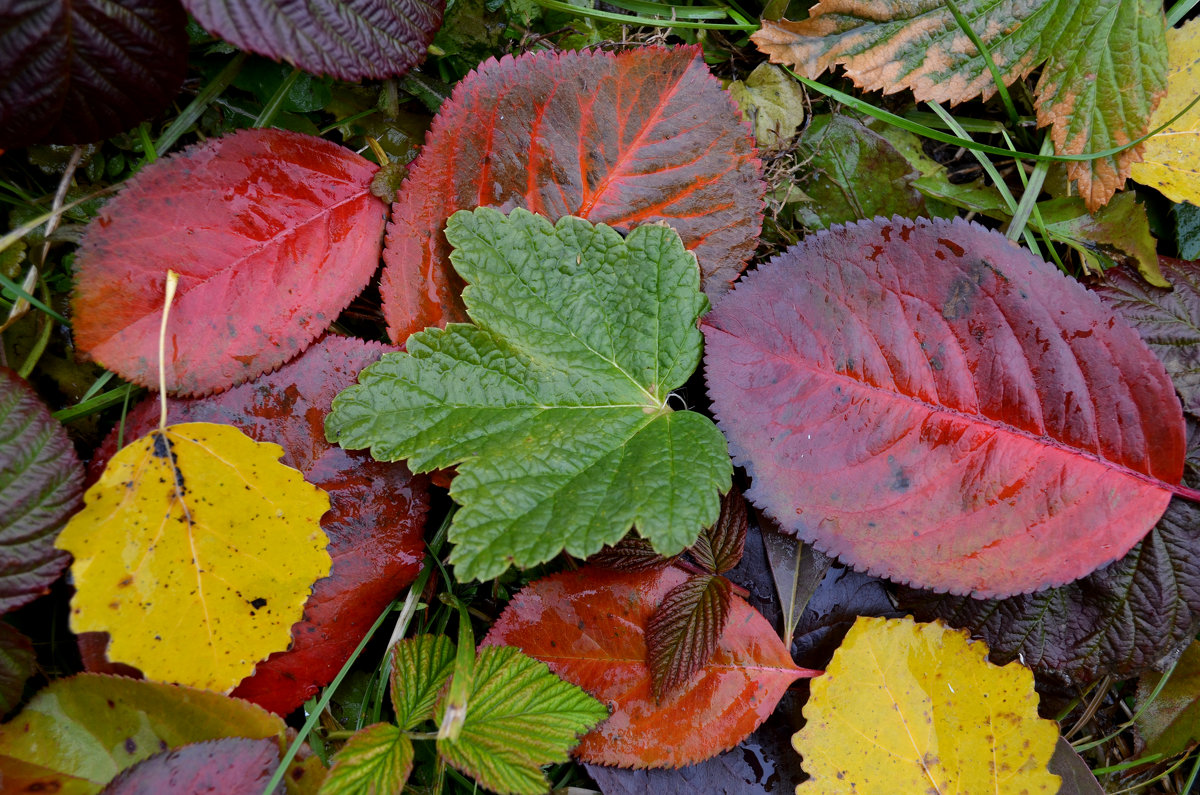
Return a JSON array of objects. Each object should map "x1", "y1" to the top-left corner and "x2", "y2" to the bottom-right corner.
[
  {"x1": 436, "y1": 646, "x2": 608, "y2": 795},
  {"x1": 319, "y1": 723, "x2": 414, "y2": 795},
  {"x1": 327, "y1": 208, "x2": 732, "y2": 581},
  {"x1": 645, "y1": 573, "x2": 734, "y2": 701},
  {"x1": 390, "y1": 635, "x2": 457, "y2": 731}
]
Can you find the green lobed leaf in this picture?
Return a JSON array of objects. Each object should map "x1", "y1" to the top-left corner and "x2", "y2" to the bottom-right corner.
[
  {"x1": 327, "y1": 208, "x2": 732, "y2": 581},
  {"x1": 319, "y1": 724, "x2": 413, "y2": 795},
  {"x1": 645, "y1": 574, "x2": 734, "y2": 701},
  {"x1": 435, "y1": 646, "x2": 608, "y2": 795},
  {"x1": 390, "y1": 635, "x2": 456, "y2": 731}
]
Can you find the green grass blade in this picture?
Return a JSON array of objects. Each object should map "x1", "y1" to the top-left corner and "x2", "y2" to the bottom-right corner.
[
  {"x1": 156, "y1": 53, "x2": 248, "y2": 156},
  {"x1": 532, "y1": 0, "x2": 758, "y2": 29}
]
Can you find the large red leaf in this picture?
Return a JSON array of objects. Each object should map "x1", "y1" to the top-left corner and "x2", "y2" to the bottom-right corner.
[
  {"x1": 380, "y1": 46, "x2": 763, "y2": 344},
  {"x1": 703, "y1": 216, "x2": 1186, "y2": 598},
  {"x1": 481, "y1": 564, "x2": 814, "y2": 769},
  {"x1": 80, "y1": 336, "x2": 428, "y2": 714},
  {"x1": 73, "y1": 129, "x2": 388, "y2": 396}
]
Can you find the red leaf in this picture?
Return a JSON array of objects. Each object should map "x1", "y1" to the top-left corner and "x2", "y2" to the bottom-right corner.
[
  {"x1": 379, "y1": 46, "x2": 763, "y2": 344},
  {"x1": 73, "y1": 129, "x2": 388, "y2": 396},
  {"x1": 703, "y1": 217, "x2": 1186, "y2": 598},
  {"x1": 100, "y1": 737, "x2": 281, "y2": 795},
  {"x1": 646, "y1": 574, "x2": 732, "y2": 701},
  {"x1": 481, "y1": 564, "x2": 815, "y2": 768},
  {"x1": 689, "y1": 488, "x2": 747, "y2": 574},
  {"x1": 79, "y1": 336, "x2": 429, "y2": 714}
]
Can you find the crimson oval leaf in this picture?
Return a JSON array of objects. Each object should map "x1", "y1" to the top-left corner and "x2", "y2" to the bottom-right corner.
[
  {"x1": 79, "y1": 336, "x2": 428, "y2": 714},
  {"x1": 0, "y1": 367, "x2": 78, "y2": 614},
  {"x1": 100, "y1": 737, "x2": 281, "y2": 795},
  {"x1": 703, "y1": 216, "x2": 1185, "y2": 598},
  {"x1": 73, "y1": 129, "x2": 388, "y2": 396},
  {"x1": 183, "y1": 0, "x2": 443, "y2": 82},
  {"x1": 646, "y1": 574, "x2": 733, "y2": 701},
  {"x1": 0, "y1": 0, "x2": 186, "y2": 149},
  {"x1": 380, "y1": 45, "x2": 763, "y2": 344}
]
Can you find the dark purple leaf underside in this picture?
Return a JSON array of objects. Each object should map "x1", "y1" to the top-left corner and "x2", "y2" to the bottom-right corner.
[
  {"x1": 99, "y1": 737, "x2": 282, "y2": 795},
  {"x1": 589, "y1": 536, "x2": 672, "y2": 573},
  {"x1": 646, "y1": 574, "x2": 733, "y2": 701},
  {"x1": 690, "y1": 489, "x2": 748, "y2": 575}
]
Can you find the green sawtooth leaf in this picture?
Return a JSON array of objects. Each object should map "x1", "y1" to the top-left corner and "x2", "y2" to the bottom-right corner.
[
  {"x1": 390, "y1": 634, "x2": 456, "y2": 731},
  {"x1": 319, "y1": 723, "x2": 413, "y2": 795},
  {"x1": 326, "y1": 208, "x2": 732, "y2": 581},
  {"x1": 435, "y1": 646, "x2": 608, "y2": 795}
]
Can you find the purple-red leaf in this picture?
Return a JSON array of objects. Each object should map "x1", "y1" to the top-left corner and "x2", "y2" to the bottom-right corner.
[
  {"x1": 0, "y1": 0, "x2": 187, "y2": 149},
  {"x1": 183, "y1": 0, "x2": 443, "y2": 82},
  {"x1": 73, "y1": 129, "x2": 387, "y2": 396},
  {"x1": 0, "y1": 368, "x2": 78, "y2": 614},
  {"x1": 703, "y1": 216, "x2": 1186, "y2": 598},
  {"x1": 79, "y1": 336, "x2": 428, "y2": 714},
  {"x1": 646, "y1": 574, "x2": 733, "y2": 701},
  {"x1": 588, "y1": 536, "x2": 672, "y2": 573},
  {"x1": 100, "y1": 737, "x2": 282, "y2": 795},
  {"x1": 380, "y1": 46, "x2": 764, "y2": 344},
  {"x1": 690, "y1": 489, "x2": 747, "y2": 575}
]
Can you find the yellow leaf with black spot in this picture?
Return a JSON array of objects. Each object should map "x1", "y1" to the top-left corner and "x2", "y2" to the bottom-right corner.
[
  {"x1": 56, "y1": 422, "x2": 331, "y2": 693},
  {"x1": 794, "y1": 616, "x2": 1060, "y2": 794}
]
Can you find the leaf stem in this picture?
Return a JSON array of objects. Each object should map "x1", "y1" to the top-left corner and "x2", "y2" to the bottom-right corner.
[{"x1": 158, "y1": 271, "x2": 179, "y2": 430}]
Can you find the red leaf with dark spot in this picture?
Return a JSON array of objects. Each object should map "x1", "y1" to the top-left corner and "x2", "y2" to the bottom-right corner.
[
  {"x1": 482, "y1": 564, "x2": 816, "y2": 768},
  {"x1": 380, "y1": 46, "x2": 763, "y2": 344},
  {"x1": 100, "y1": 737, "x2": 281, "y2": 795},
  {"x1": 703, "y1": 216, "x2": 1186, "y2": 598},
  {"x1": 646, "y1": 574, "x2": 732, "y2": 701},
  {"x1": 73, "y1": 129, "x2": 387, "y2": 396},
  {"x1": 79, "y1": 336, "x2": 428, "y2": 714}
]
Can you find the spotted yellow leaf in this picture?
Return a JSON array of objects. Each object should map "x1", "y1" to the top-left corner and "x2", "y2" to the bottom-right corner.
[
  {"x1": 1131, "y1": 18, "x2": 1200, "y2": 205},
  {"x1": 56, "y1": 422, "x2": 331, "y2": 693},
  {"x1": 794, "y1": 616, "x2": 1060, "y2": 794}
]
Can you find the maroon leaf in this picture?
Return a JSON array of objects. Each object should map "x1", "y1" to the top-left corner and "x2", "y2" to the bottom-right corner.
[
  {"x1": 703, "y1": 216, "x2": 1186, "y2": 598},
  {"x1": 183, "y1": 0, "x2": 443, "y2": 82},
  {"x1": 380, "y1": 45, "x2": 764, "y2": 344},
  {"x1": 0, "y1": 368, "x2": 78, "y2": 614},
  {"x1": 73, "y1": 129, "x2": 388, "y2": 396},
  {"x1": 99, "y1": 737, "x2": 282, "y2": 795},
  {"x1": 588, "y1": 536, "x2": 672, "y2": 573},
  {"x1": 646, "y1": 574, "x2": 733, "y2": 701},
  {"x1": 0, "y1": 0, "x2": 187, "y2": 149},
  {"x1": 79, "y1": 336, "x2": 429, "y2": 714},
  {"x1": 0, "y1": 622, "x2": 34, "y2": 715},
  {"x1": 690, "y1": 489, "x2": 747, "y2": 575}
]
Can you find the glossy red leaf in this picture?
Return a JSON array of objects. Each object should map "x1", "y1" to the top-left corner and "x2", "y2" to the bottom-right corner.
[
  {"x1": 73, "y1": 129, "x2": 388, "y2": 396},
  {"x1": 481, "y1": 564, "x2": 815, "y2": 769},
  {"x1": 0, "y1": 368, "x2": 78, "y2": 614},
  {"x1": 100, "y1": 737, "x2": 281, "y2": 795},
  {"x1": 380, "y1": 46, "x2": 763, "y2": 344},
  {"x1": 80, "y1": 336, "x2": 428, "y2": 715},
  {"x1": 703, "y1": 216, "x2": 1186, "y2": 598}
]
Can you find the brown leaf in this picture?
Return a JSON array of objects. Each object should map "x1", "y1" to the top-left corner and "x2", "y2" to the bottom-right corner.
[{"x1": 646, "y1": 574, "x2": 733, "y2": 701}]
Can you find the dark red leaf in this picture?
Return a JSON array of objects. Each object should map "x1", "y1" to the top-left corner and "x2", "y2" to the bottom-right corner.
[
  {"x1": 79, "y1": 336, "x2": 429, "y2": 714},
  {"x1": 482, "y1": 564, "x2": 816, "y2": 768},
  {"x1": 0, "y1": 622, "x2": 34, "y2": 715},
  {"x1": 0, "y1": 368, "x2": 77, "y2": 614},
  {"x1": 73, "y1": 129, "x2": 388, "y2": 396},
  {"x1": 690, "y1": 489, "x2": 747, "y2": 575},
  {"x1": 380, "y1": 46, "x2": 764, "y2": 344},
  {"x1": 646, "y1": 574, "x2": 732, "y2": 701},
  {"x1": 588, "y1": 536, "x2": 672, "y2": 573},
  {"x1": 183, "y1": 0, "x2": 443, "y2": 82},
  {"x1": 0, "y1": 0, "x2": 186, "y2": 149},
  {"x1": 99, "y1": 737, "x2": 281, "y2": 795},
  {"x1": 703, "y1": 216, "x2": 1186, "y2": 598}
]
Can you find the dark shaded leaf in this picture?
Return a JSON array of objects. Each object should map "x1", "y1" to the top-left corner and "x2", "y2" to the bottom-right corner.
[
  {"x1": 0, "y1": 0, "x2": 187, "y2": 149},
  {"x1": 0, "y1": 367, "x2": 77, "y2": 614},
  {"x1": 1135, "y1": 639, "x2": 1200, "y2": 758},
  {"x1": 100, "y1": 737, "x2": 282, "y2": 795},
  {"x1": 588, "y1": 536, "x2": 672, "y2": 573},
  {"x1": 390, "y1": 635, "x2": 456, "y2": 731},
  {"x1": 73, "y1": 129, "x2": 388, "y2": 396},
  {"x1": 1177, "y1": 203, "x2": 1200, "y2": 261},
  {"x1": 183, "y1": 0, "x2": 443, "y2": 81},
  {"x1": 1048, "y1": 737, "x2": 1105, "y2": 795},
  {"x1": 762, "y1": 529, "x2": 833, "y2": 649},
  {"x1": 791, "y1": 565, "x2": 895, "y2": 672},
  {"x1": 379, "y1": 46, "x2": 763, "y2": 344},
  {"x1": 0, "y1": 623, "x2": 33, "y2": 716},
  {"x1": 703, "y1": 216, "x2": 1185, "y2": 597},
  {"x1": 646, "y1": 574, "x2": 733, "y2": 701},
  {"x1": 691, "y1": 489, "x2": 748, "y2": 575}
]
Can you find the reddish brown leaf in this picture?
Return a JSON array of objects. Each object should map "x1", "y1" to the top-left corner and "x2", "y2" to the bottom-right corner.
[
  {"x1": 79, "y1": 336, "x2": 428, "y2": 714},
  {"x1": 379, "y1": 46, "x2": 763, "y2": 344},
  {"x1": 588, "y1": 536, "x2": 672, "y2": 573},
  {"x1": 646, "y1": 574, "x2": 733, "y2": 701},
  {"x1": 703, "y1": 216, "x2": 1186, "y2": 598},
  {"x1": 100, "y1": 737, "x2": 281, "y2": 795},
  {"x1": 481, "y1": 564, "x2": 816, "y2": 768},
  {"x1": 73, "y1": 129, "x2": 387, "y2": 396},
  {"x1": 690, "y1": 489, "x2": 747, "y2": 575}
]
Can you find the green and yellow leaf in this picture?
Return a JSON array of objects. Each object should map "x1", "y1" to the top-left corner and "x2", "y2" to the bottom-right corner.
[
  {"x1": 1131, "y1": 18, "x2": 1200, "y2": 205},
  {"x1": 319, "y1": 724, "x2": 413, "y2": 795},
  {"x1": 390, "y1": 634, "x2": 457, "y2": 731}
]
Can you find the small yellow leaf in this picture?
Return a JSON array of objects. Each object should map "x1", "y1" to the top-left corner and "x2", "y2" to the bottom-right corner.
[
  {"x1": 56, "y1": 422, "x2": 331, "y2": 693},
  {"x1": 794, "y1": 616, "x2": 1060, "y2": 794},
  {"x1": 1131, "y1": 18, "x2": 1200, "y2": 205}
]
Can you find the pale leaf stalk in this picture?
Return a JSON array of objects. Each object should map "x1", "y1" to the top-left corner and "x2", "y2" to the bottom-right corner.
[
  {"x1": 437, "y1": 594, "x2": 476, "y2": 742},
  {"x1": 158, "y1": 270, "x2": 179, "y2": 430}
]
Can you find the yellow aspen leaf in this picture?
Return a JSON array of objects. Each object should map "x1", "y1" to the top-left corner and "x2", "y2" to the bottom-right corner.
[
  {"x1": 1131, "y1": 18, "x2": 1200, "y2": 205},
  {"x1": 794, "y1": 616, "x2": 1060, "y2": 794},
  {"x1": 56, "y1": 422, "x2": 331, "y2": 693}
]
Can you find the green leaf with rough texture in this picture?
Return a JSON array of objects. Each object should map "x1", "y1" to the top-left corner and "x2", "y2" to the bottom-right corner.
[
  {"x1": 390, "y1": 635, "x2": 456, "y2": 731},
  {"x1": 0, "y1": 622, "x2": 33, "y2": 715},
  {"x1": 753, "y1": 0, "x2": 1167, "y2": 210},
  {"x1": 319, "y1": 723, "x2": 413, "y2": 795},
  {"x1": 435, "y1": 646, "x2": 608, "y2": 795},
  {"x1": 646, "y1": 574, "x2": 733, "y2": 701},
  {"x1": 327, "y1": 208, "x2": 732, "y2": 581},
  {"x1": 726, "y1": 63, "x2": 807, "y2": 150},
  {"x1": 1039, "y1": 193, "x2": 1167, "y2": 286},
  {"x1": 1136, "y1": 639, "x2": 1200, "y2": 758}
]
